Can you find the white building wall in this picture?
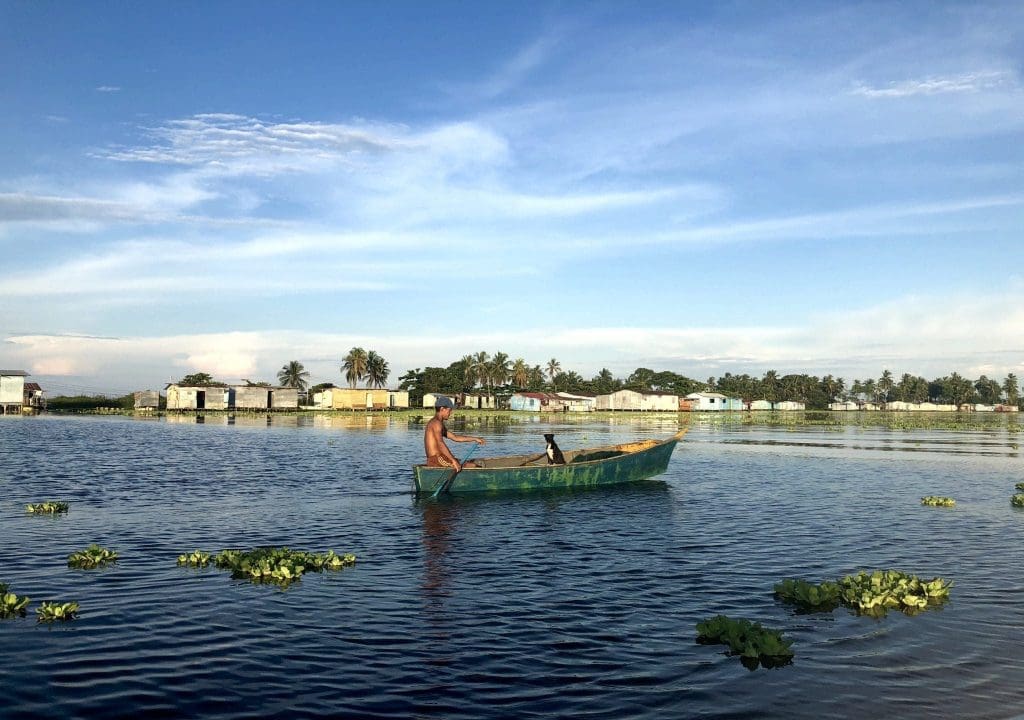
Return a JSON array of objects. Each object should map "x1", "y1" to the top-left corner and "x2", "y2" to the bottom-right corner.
[{"x1": 0, "y1": 375, "x2": 25, "y2": 405}]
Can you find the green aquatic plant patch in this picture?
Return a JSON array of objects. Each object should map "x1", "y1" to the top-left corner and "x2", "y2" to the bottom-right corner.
[
  {"x1": 921, "y1": 496, "x2": 955, "y2": 507},
  {"x1": 1016, "y1": 483, "x2": 1024, "y2": 493},
  {"x1": 776, "y1": 570, "x2": 951, "y2": 618},
  {"x1": 67, "y1": 544, "x2": 119, "y2": 569},
  {"x1": 696, "y1": 614, "x2": 794, "y2": 669},
  {"x1": 1012, "y1": 494, "x2": 1024, "y2": 508},
  {"x1": 207, "y1": 546, "x2": 356, "y2": 587},
  {"x1": 26, "y1": 501, "x2": 69, "y2": 514},
  {"x1": 177, "y1": 550, "x2": 212, "y2": 568},
  {"x1": 773, "y1": 579, "x2": 841, "y2": 612},
  {"x1": 837, "y1": 570, "x2": 951, "y2": 616},
  {"x1": 36, "y1": 601, "x2": 79, "y2": 623},
  {"x1": 0, "y1": 583, "x2": 31, "y2": 619}
]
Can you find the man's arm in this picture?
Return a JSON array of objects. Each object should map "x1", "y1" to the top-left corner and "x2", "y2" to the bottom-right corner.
[{"x1": 445, "y1": 429, "x2": 486, "y2": 445}]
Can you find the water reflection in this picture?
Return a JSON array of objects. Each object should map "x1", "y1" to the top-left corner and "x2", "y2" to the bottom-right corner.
[
  {"x1": 419, "y1": 500, "x2": 457, "y2": 616},
  {"x1": 313, "y1": 413, "x2": 392, "y2": 431},
  {"x1": 162, "y1": 413, "x2": 312, "y2": 428}
]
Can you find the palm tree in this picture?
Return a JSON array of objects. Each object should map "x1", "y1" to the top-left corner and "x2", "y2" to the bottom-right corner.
[
  {"x1": 277, "y1": 361, "x2": 310, "y2": 392},
  {"x1": 860, "y1": 378, "x2": 876, "y2": 403},
  {"x1": 895, "y1": 373, "x2": 914, "y2": 402},
  {"x1": 1004, "y1": 373, "x2": 1019, "y2": 405},
  {"x1": 546, "y1": 358, "x2": 561, "y2": 386},
  {"x1": 529, "y1": 365, "x2": 546, "y2": 390},
  {"x1": 471, "y1": 350, "x2": 491, "y2": 389},
  {"x1": 761, "y1": 370, "x2": 779, "y2": 402},
  {"x1": 458, "y1": 354, "x2": 474, "y2": 388},
  {"x1": 944, "y1": 372, "x2": 974, "y2": 407},
  {"x1": 593, "y1": 368, "x2": 616, "y2": 394},
  {"x1": 554, "y1": 370, "x2": 583, "y2": 392},
  {"x1": 877, "y1": 370, "x2": 894, "y2": 404},
  {"x1": 365, "y1": 351, "x2": 390, "y2": 389},
  {"x1": 511, "y1": 358, "x2": 529, "y2": 389},
  {"x1": 487, "y1": 352, "x2": 511, "y2": 391},
  {"x1": 341, "y1": 347, "x2": 369, "y2": 388}
]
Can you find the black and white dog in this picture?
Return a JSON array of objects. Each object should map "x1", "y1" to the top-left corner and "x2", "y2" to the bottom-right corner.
[{"x1": 543, "y1": 433, "x2": 566, "y2": 465}]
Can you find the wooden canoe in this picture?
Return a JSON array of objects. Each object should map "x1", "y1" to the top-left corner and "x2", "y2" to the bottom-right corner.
[{"x1": 413, "y1": 428, "x2": 687, "y2": 495}]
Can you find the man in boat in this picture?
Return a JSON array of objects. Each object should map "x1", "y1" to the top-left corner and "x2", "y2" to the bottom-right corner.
[{"x1": 424, "y1": 395, "x2": 485, "y2": 470}]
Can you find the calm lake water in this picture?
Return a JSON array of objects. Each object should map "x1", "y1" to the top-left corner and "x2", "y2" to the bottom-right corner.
[{"x1": 2, "y1": 412, "x2": 1024, "y2": 719}]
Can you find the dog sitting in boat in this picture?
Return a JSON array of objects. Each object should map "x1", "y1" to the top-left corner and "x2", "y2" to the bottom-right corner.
[{"x1": 544, "y1": 433, "x2": 566, "y2": 465}]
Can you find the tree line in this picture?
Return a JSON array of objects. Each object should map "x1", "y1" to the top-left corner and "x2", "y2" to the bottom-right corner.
[
  {"x1": 177, "y1": 353, "x2": 1021, "y2": 412},
  {"x1": 398, "y1": 353, "x2": 1021, "y2": 411}
]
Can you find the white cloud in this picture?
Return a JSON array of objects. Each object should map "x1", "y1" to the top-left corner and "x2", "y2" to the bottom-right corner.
[
  {"x1": 4, "y1": 287, "x2": 1023, "y2": 393},
  {"x1": 653, "y1": 194, "x2": 1024, "y2": 247},
  {"x1": 0, "y1": 193, "x2": 141, "y2": 223},
  {"x1": 95, "y1": 85, "x2": 121, "y2": 93},
  {"x1": 851, "y1": 71, "x2": 1013, "y2": 98}
]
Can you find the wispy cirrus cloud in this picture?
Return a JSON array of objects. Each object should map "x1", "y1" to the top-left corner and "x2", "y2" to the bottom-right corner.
[
  {"x1": 95, "y1": 85, "x2": 121, "y2": 93},
  {"x1": 86, "y1": 113, "x2": 694, "y2": 229},
  {"x1": 98, "y1": 114, "x2": 506, "y2": 175},
  {"x1": 851, "y1": 70, "x2": 1014, "y2": 98}
]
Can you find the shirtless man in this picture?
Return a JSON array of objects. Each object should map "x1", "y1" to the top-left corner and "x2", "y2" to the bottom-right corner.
[{"x1": 424, "y1": 395, "x2": 485, "y2": 470}]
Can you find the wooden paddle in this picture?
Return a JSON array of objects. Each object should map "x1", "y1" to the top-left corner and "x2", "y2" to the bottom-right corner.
[{"x1": 432, "y1": 443, "x2": 479, "y2": 498}]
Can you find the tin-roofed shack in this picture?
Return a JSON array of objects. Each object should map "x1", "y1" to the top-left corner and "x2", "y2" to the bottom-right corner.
[
  {"x1": 318, "y1": 387, "x2": 409, "y2": 410},
  {"x1": 165, "y1": 383, "x2": 229, "y2": 410},
  {"x1": 1, "y1": 370, "x2": 29, "y2": 414},
  {"x1": 229, "y1": 385, "x2": 298, "y2": 410}
]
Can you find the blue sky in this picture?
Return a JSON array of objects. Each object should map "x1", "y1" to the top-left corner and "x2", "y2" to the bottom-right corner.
[{"x1": 1, "y1": 1, "x2": 1023, "y2": 394}]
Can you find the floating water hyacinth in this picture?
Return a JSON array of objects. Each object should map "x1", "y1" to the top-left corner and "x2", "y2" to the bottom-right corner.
[
  {"x1": 0, "y1": 583, "x2": 30, "y2": 619},
  {"x1": 196, "y1": 547, "x2": 357, "y2": 588},
  {"x1": 773, "y1": 579, "x2": 841, "y2": 612},
  {"x1": 837, "y1": 570, "x2": 951, "y2": 616},
  {"x1": 921, "y1": 496, "x2": 955, "y2": 507},
  {"x1": 67, "y1": 544, "x2": 118, "y2": 569},
  {"x1": 777, "y1": 570, "x2": 951, "y2": 618},
  {"x1": 696, "y1": 615, "x2": 794, "y2": 670},
  {"x1": 36, "y1": 601, "x2": 79, "y2": 623},
  {"x1": 1016, "y1": 483, "x2": 1024, "y2": 493},
  {"x1": 1012, "y1": 494, "x2": 1024, "y2": 508},
  {"x1": 177, "y1": 550, "x2": 212, "y2": 568},
  {"x1": 26, "y1": 502, "x2": 69, "y2": 514}
]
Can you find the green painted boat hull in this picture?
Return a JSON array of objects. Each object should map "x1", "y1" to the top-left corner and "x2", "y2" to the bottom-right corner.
[{"x1": 414, "y1": 429, "x2": 686, "y2": 495}]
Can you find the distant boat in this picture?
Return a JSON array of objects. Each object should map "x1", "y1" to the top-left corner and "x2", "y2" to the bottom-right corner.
[{"x1": 414, "y1": 429, "x2": 687, "y2": 495}]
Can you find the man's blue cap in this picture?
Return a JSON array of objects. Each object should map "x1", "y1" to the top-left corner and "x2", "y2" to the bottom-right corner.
[{"x1": 434, "y1": 395, "x2": 454, "y2": 409}]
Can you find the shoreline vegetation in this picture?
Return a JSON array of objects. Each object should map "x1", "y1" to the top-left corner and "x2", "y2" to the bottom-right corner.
[{"x1": 29, "y1": 407, "x2": 1022, "y2": 432}]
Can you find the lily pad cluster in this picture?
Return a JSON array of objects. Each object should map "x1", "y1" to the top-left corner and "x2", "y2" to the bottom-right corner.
[
  {"x1": 26, "y1": 502, "x2": 69, "y2": 514},
  {"x1": 0, "y1": 583, "x2": 31, "y2": 619},
  {"x1": 67, "y1": 544, "x2": 119, "y2": 569},
  {"x1": 776, "y1": 570, "x2": 951, "y2": 617},
  {"x1": 37, "y1": 601, "x2": 79, "y2": 623},
  {"x1": 921, "y1": 496, "x2": 955, "y2": 507},
  {"x1": 183, "y1": 547, "x2": 357, "y2": 587},
  {"x1": 176, "y1": 550, "x2": 212, "y2": 568},
  {"x1": 696, "y1": 615, "x2": 794, "y2": 670}
]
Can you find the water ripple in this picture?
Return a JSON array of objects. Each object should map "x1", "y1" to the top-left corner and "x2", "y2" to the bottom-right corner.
[{"x1": 2, "y1": 415, "x2": 1024, "y2": 717}]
